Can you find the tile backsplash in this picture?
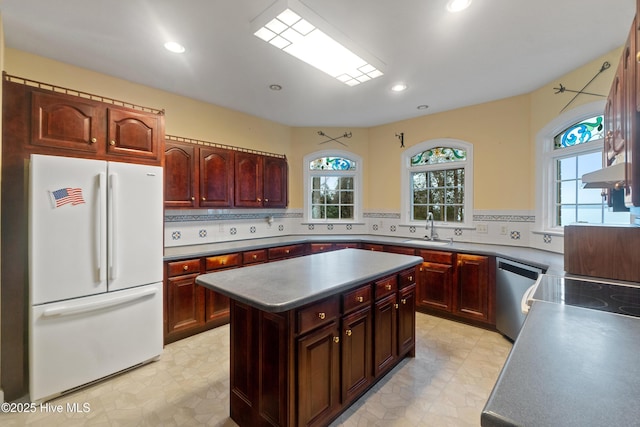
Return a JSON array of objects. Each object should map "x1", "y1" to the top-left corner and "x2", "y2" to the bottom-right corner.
[{"x1": 164, "y1": 208, "x2": 562, "y2": 253}]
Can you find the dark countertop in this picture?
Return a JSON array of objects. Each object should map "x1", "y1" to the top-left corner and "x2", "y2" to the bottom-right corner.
[
  {"x1": 165, "y1": 234, "x2": 564, "y2": 275},
  {"x1": 481, "y1": 297, "x2": 640, "y2": 426},
  {"x1": 195, "y1": 248, "x2": 423, "y2": 312}
]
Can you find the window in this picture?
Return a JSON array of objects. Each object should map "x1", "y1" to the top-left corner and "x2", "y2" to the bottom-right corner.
[
  {"x1": 402, "y1": 140, "x2": 473, "y2": 226},
  {"x1": 537, "y1": 101, "x2": 629, "y2": 231},
  {"x1": 304, "y1": 150, "x2": 362, "y2": 222}
]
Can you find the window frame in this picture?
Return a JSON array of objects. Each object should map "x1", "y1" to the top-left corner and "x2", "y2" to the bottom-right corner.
[
  {"x1": 534, "y1": 100, "x2": 630, "y2": 234},
  {"x1": 401, "y1": 139, "x2": 474, "y2": 228},
  {"x1": 303, "y1": 149, "x2": 363, "y2": 223}
]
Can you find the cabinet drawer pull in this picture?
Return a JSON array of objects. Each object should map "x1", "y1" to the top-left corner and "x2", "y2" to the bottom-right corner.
[
  {"x1": 285, "y1": 249, "x2": 290, "y2": 254},
  {"x1": 408, "y1": 275, "x2": 413, "y2": 282},
  {"x1": 183, "y1": 265, "x2": 189, "y2": 271},
  {"x1": 318, "y1": 312, "x2": 326, "y2": 320},
  {"x1": 637, "y1": 51, "x2": 640, "y2": 63},
  {"x1": 356, "y1": 296, "x2": 364, "y2": 303},
  {"x1": 253, "y1": 254, "x2": 258, "y2": 260},
  {"x1": 385, "y1": 284, "x2": 392, "y2": 291},
  {"x1": 333, "y1": 336, "x2": 340, "y2": 343},
  {"x1": 345, "y1": 329, "x2": 352, "y2": 337}
]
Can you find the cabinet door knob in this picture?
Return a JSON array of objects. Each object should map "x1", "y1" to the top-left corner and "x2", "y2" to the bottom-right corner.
[
  {"x1": 90, "y1": 137, "x2": 97, "y2": 144},
  {"x1": 257, "y1": 198, "x2": 262, "y2": 202},
  {"x1": 356, "y1": 296, "x2": 364, "y2": 303},
  {"x1": 265, "y1": 198, "x2": 269, "y2": 202},
  {"x1": 191, "y1": 197, "x2": 195, "y2": 201},
  {"x1": 345, "y1": 329, "x2": 352, "y2": 337},
  {"x1": 636, "y1": 51, "x2": 640, "y2": 63},
  {"x1": 110, "y1": 140, "x2": 116, "y2": 146},
  {"x1": 318, "y1": 312, "x2": 326, "y2": 320},
  {"x1": 385, "y1": 284, "x2": 392, "y2": 291},
  {"x1": 201, "y1": 197, "x2": 206, "y2": 201},
  {"x1": 333, "y1": 336, "x2": 340, "y2": 343},
  {"x1": 394, "y1": 303, "x2": 399, "y2": 309},
  {"x1": 401, "y1": 298, "x2": 408, "y2": 305}
]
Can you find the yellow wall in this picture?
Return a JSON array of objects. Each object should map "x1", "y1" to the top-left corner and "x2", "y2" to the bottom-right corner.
[{"x1": 3, "y1": 46, "x2": 623, "y2": 211}]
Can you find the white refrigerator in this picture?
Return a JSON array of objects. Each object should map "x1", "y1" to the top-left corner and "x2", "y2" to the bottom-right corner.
[{"x1": 28, "y1": 154, "x2": 163, "y2": 402}]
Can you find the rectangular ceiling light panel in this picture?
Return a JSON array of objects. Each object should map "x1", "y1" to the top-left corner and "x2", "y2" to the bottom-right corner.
[{"x1": 254, "y1": 9, "x2": 383, "y2": 86}]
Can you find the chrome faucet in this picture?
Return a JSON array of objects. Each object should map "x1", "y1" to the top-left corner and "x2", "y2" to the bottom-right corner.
[{"x1": 425, "y1": 211, "x2": 438, "y2": 240}]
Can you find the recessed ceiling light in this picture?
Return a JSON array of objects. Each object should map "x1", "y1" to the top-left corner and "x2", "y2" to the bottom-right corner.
[
  {"x1": 417, "y1": 104, "x2": 429, "y2": 110},
  {"x1": 447, "y1": 0, "x2": 472, "y2": 13},
  {"x1": 269, "y1": 84, "x2": 283, "y2": 91},
  {"x1": 391, "y1": 83, "x2": 407, "y2": 92},
  {"x1": 164, "y1": 41, "x2": 186, "y2": 53}
]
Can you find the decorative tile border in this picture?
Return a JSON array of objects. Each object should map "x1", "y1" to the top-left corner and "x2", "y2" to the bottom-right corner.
[
  {"x1": 473, "y1": 214, "x2": 535, "y2": 223},
  {"x1": 364, "y1": 212, "x2": 401, "y2": 219}
]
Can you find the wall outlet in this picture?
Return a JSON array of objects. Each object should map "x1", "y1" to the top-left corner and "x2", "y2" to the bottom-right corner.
[
  {"x1": 500, "y1": 225, "x2": 508, "y2": 235},
  {"x1": 476, "y1": 224, "x2": 488, "y2": 233}
]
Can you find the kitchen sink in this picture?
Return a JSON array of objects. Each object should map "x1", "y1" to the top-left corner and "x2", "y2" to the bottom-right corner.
[{"x1": 403, "y1": 239, "x2": 453, "y2": 247}]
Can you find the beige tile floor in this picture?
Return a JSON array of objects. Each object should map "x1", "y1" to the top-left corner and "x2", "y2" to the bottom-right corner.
[{"x1": 1, "y1": 313, "x2": 512, "y2": 426}]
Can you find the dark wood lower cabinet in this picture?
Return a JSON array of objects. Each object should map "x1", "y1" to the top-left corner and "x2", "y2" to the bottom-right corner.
[{"x1": 226, "y1": 267, "x2": 416, "y2": 427}]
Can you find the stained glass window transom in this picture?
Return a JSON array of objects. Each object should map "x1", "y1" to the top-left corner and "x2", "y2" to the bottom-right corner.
[
  {"x1": 309, "y1": 156, "x2": 356, "y2": 170},
  {"x1": 411, "y1": 147, "x2": 466, "y2": 166},
  {"x1": 554, "y1": 115, "x2": 604, "y2": 149}
]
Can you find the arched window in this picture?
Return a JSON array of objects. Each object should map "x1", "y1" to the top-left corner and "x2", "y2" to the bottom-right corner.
[
  {"x1": 401, "y1": 139, "x2": 473, "y2": 227},
  {"x1": 536, "y1": 101, "x2": 628, "y2": 232},
  {"x1": 304, "y1": 150, "x2": 362, "y2": 222}
]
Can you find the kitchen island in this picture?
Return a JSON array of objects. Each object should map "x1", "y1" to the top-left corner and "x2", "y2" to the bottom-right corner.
[{"x1": 196, "y1": 248, "x2": 423, "y2": 427}]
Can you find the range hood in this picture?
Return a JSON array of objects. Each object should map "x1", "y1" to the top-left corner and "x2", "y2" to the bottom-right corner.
[{"x1": 581, "y1": 162, "x2": 626, "y2": 189}]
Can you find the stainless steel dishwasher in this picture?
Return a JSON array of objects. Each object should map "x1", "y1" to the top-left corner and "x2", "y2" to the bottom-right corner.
[{"x1": 496, "y1": 258, "x2": 544, "y2": 341}]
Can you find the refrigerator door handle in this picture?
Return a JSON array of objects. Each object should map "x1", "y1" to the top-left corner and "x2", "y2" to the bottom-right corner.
[
  {"x1": 108, "y1": 172, "x2": 118, "y2": 281},
  {"x1": 41, "y1": 287, "x2": 158, "y2": 318},
  {"x1": 98, "y1": 173, "x2": 107, "y2": 283}
]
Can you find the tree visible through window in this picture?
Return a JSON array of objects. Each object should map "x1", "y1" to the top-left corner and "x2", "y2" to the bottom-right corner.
[
  {"x1": 309, "y1": 156, "x2": 356, "y2": 220},
  {"x1": 410, "y1": 147, "x2": 466, "y2": 222}
]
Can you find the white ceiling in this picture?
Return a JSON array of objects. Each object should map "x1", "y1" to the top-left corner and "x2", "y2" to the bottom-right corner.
[{"x1": 0, "y1": 0, "x2": 635, "y2": 127}]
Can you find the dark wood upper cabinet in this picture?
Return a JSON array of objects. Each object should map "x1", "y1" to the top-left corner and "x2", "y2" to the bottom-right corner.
[
  {"x1": 31, "y1": 91, "x2": 100, "y2": 153},
  {"x1": 234, "y1": 152, "x2": 263, "y2": 208},
  {"x1": 164, "y1": 141, "x2": 198, "y2": 208},
  {"x1": 263, "y1": 156, "x2": 288, "y2": 208},
  {"x1": 200, "y1": 147, "x2": 234, "y2": 208},
  {"x1": 30, "y1": 88, "x2": 163, "y2": 163},
  {"x1": 107, "y1": 108, "x2": 161, "y2": 161}
]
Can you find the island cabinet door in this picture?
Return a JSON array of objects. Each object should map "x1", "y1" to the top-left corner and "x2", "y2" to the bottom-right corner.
[
  {"x1": 341, "y1": 306, "x2": 372, "y2": 405},
  {"x1": 398, "y1": 284, "x2": 416, "y2": 358},
  {"x1": 373, "y1": 292, "x2": 398, "y2": 377},
  {"x1": 297, "y1": 321, "x2": 341, "y2": 427}
]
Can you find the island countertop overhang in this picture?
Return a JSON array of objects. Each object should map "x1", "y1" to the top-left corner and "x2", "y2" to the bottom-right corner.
[{"x1": 195, "y1": 248, "x2": 423, "y2": 313}]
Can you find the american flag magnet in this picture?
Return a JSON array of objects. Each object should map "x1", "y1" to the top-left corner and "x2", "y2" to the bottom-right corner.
[{"x1": 49, "y1": 187, "x2": 85, "y2": 208}]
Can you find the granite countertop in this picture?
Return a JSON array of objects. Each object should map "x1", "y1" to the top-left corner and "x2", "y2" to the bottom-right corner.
[
  {"x1": 481, "y1": 298, "x2": 640, "y2": 427},
  {"x1": 195, "y1": 248, "x2": 423, "y2": 312},
  {"x1": 165, "y1": 234, "x2": 564, "y2": 275}
]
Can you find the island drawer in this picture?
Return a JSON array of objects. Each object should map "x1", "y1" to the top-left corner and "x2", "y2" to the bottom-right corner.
[
  {"x1": 374, "y1": 275, "x2": 398, "y2": 299},
  {"x1": 296, "y1": 295, "x2": 339, "y2": 335},
  {"x1": 205, "y1": 253, "x2": 241, "y2": 271},
  {"x1": 399, "y1": 268, "x2": 417, "y2": 289},
  {"x1": 167, "y1": 259, "x2": 201, "y2": 277},
  {"x1": 309, "y1": 243, "x2": 334, "y2": 253},
  {"x1": 243, "y1": 249, "x2": 268, "y2": 265},
  {"x1": 342, "y1": 284, "x2": 372, "y2": 314},
  {"x1": 417, "y1": 249, "x2": 455, "y2": 265}
]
